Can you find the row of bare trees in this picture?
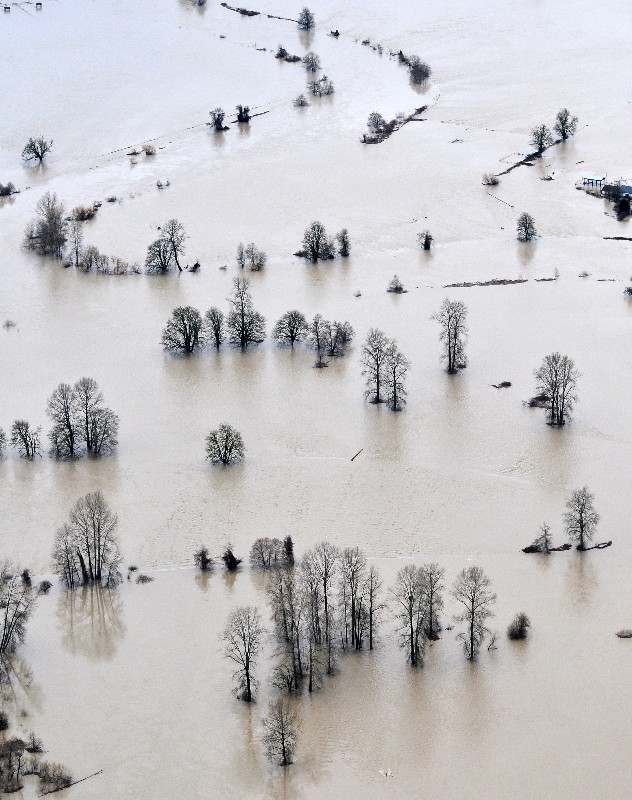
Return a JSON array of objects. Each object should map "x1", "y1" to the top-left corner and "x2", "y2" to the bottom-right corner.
[{"x1": 161, "y1": 277, "x2": 265, "y2": 353}]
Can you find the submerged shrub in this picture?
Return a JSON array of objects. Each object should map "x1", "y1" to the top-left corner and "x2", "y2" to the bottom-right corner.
[{"x1": 507, "y1": 612, "x2": 531, "y2": 640}]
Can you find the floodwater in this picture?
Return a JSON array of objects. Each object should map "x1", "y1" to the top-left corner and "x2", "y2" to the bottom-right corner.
[{"x1": 1, "y1": 0, "x2": 632, "y2": 797}]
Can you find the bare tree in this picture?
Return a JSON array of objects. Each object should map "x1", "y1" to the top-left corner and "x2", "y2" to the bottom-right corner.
[
  {"x1": 9, "y1": 421, "x2": 41, "y2": 459},
  {"x1": 273, "y1": 310, "x2": 309, "y2": 347},
  {"x1": 301, "y1": 221, "x2": 334, "y2": 262},
  {"x1": 52, "y1": 492, "x2": 122, "y2": 587},
  {"x1": 432, "y1": 298, "x2": 467, "y2": 374},
  {"x1": 452, "y1": 566, "x2": 496, "y2": 660},
  {"x1": 362, "y1": 565, "x2": 383, "y2": 650},
  {"x1": 312, "y1": 541, "x2": 339, "y2": 672},
  {"x1": 22, "y1": 136, "x2": 52, "y2": 163},
  {"x1": 534, "y1": 352, "x2": 579, "y2": 425},
  {"x1": 308, "y1": 313, "x2": 329, "y2": 367},
  {"x1": 236, "y1": 242, "x2": 246, "y2": 269},
  {"x1": 161, "y1": 219, "x2": 186, "y2": 271},
  {"x1": 530, "y1": 124, "x2": 554, "y2": 154},
  {"x1": 89, "y1": 407, "x2": 119, "y2": 456},
  {"x1": 226, "y1": 277, "x2": 266, "y2": 348},
  {"x1": 206, "y1": 423, "x2": 244, "y2": 465},
  {"x1": 0, "y1": 567, "x2": 38, "y2": 655},
  {"x1": 384, "y1": 340, "x2": 410, "y2": 411},
  {"x1": 24, "y1": 193, "x2": 67, "y2": 257},
  {"x1": 68, "y1": 219, "x2": 83, "y2": 267},
  {"x1": 162, "y1": 306, "x2": 205, "y2": 353},
  {"x1": 302, "y1": 52, "x2": 320, "y2": 72},
  {"x1": 336, "y1": 228, "x2": 350, "y2": 257},
  {"x1": 204, "y1": 307, "x2": 225, "y2": 349},
  {"x1": 297, "y1": 6, "x2": 314, "y2": 29},
  {"x1": 145, "y1": 237, "x2": 174, "y2": 273},
  {"x1": 222, "y1": 606, "x2": 264, "y2": 702},
  {"x1": 392, "y1": 565, "x2": 426, "y2": 666},
  {"x1": 46, "y1": 382, "x2": 81, "y2": 458},
  {"x1": 210, "y1": 107, "x2": 226, "y2": 131},
  {"x1": 420, "y1": 562, "x2": 445, "y2": 639},
  {"x1": 325, "y1": 320, "x2": 354, "y2": 357},
  {"x1": 361, "y1": 328, "x2": 390, "y2": 402},
  {"x1": 517, "y1": 212, "x2": 537, "y2": 242},
  {"x1": 554, "y1": 108, "x2": 578, "y2": 141},
  {"x1": 528, "y1": 522, "x2": 553, "y2": 553},
  {"x1": 564, "y1": 486, "x2": 599, "y2": 550},
  {"x1": 294, "y1": 94, "x2": 309, "y2": 108},
  {"x1": 262, "y1": 700, "x2": 299, "y2": 766}
]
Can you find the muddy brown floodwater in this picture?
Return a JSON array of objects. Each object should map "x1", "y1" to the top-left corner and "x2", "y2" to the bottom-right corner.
[{"x1": 2, "y1": 0, "x2": 632, "y2": 797}]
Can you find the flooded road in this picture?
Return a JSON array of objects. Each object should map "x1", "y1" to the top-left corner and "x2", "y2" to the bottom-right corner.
[{"x1": 2, "y1": 0, "x2": 632, "y2": 797}]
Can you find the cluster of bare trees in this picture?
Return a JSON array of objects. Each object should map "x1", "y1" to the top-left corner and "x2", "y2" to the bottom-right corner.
[
  {"x1": 526, "y1": 486, "x2": 603, "y2": 553},
  {"x1": 0, "y1": 563, "x2": 39, "y2": 659},
  {"x1": 24, "y1": 192, "x2": 67, "y2": 257},
  {"x1": 236, "y1": 241, "x2": 267, "y2": 271},
  {"x1": 2, "y1": 379, "x2": 118, "y2": 461},
  {"x1": 393, "y1": 564, "x2": 497, "y2": 663},
  {"x1": 52, "y1": 491, "x2": 122, "y2": 588},
  {"x1": 299, "y1": 221, "x2": 349, "y2": 261},
  {"x1": 361, "y1": 329, "x2": 410, "y2": 410},
  {"x1": 533, "y1": 352, "x2": 579, "y2": 426},
  {"x1": 146, "y1": 219, "x2": 187, "y2": 273},
  {"x1": 307, "y1": 314, "x2": 354, "y2": 367},
  {"x1": 162, "y1": 277, "x2": 266, "y2": 353},
  {"x1": 530, "y1": 108, "x2": 578, "y2": 154}
]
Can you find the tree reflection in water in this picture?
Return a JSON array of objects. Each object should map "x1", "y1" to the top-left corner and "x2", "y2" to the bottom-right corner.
[{"x1": 58, "y1": 584, "x2": 125, "y2": 661}]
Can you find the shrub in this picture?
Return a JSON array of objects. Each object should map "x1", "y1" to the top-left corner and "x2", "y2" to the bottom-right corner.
[
  {"x1": 387, "y1": 274, "x2": 406, "y2": 293},
  {"x1": 294, "y1": 94, "x2": 309, "y2": 107},
  {"x1": 0, "y1": 712, "x2": 8, "y2": 732},
  {"x1": 142, "y1": 143, "x2": 156, "y2": 156},
  {"x1": 222, "y1": 546, "x2": 242, "y2": 571},
  {"x1": 507, "y1": 612, "x2": 531, "y2": 640},
  {"x1": 194, "y1": 547, "x2": 213, "y2": 571},
  {"x1": 0, "y1": 182, "x2": 16, "y2": 196},
  {"x1": 38, "y1": 580, "x2": 52, "y2": 594},
  {"x1": 482, "y1": 172, "x2": 499, "y2": 186}
]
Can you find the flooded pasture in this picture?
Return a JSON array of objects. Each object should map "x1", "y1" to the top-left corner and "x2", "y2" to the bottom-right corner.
[{"x1": 1, "y1": 0, "x2": 632, "y2": 797}]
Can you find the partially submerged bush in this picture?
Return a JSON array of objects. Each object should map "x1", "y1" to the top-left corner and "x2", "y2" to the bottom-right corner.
[
  {"x1": 507, "y1": 612, "x2": 531, "y2": 640},
  {"x1": 38, "y1": 580, "x2": 52, "y2": 595},
  {"x1": 294, "y1": 94, "x2": 309, "y2": 107},
  {"x1": 72, "y1": 204, "x2": 98, "y2": 221},
  {"x1": 25, "y1": 733, "x2": 44, "y2": 754},
  {"x1": 0, "y1": 712, "x2": 8, "y2": 732},
  {"x1": 0, "y1": 182, "x2": 17, "y2": 197},
  {"x1": 38, "y1": 761, "x2": 73, "y2": 793},
  {"x1": 194, "y1": 546, "x2": 213, "y2": 572},
  {"x1": 418, "y1": 230, "x2": 433, "y2": 250},
  {"x1": 222, "y1": 546, "x2": 242, "y2": 571},
  {"x1": 387, "y1": 274, "x2": 407, "y2": 293},
  {"x1": 142, "y1": 143, "x2": 156, "y2": 156},
  {"x1": 482, "y1": 172, "x2": 499, "y2": 186},
  {"x1": 136, "y1": 574, "x2": 154, "y2": 584}
]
